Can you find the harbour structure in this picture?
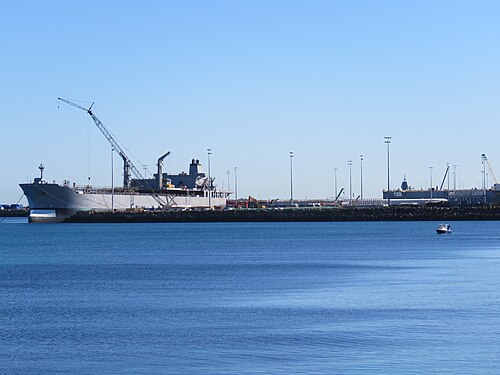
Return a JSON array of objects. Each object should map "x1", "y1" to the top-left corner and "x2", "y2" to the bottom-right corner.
[
  {"x1": 383, "y1": 176, "x2": 500, "y2": 206},
  {"x1": 20, "y1": 99, "x2": 228, "y2": 222}
]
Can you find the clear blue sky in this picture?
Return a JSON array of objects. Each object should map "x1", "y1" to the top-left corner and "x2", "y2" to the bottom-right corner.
[{"x1": 1, "y1": 0, "x2": 500, "y2": 203}]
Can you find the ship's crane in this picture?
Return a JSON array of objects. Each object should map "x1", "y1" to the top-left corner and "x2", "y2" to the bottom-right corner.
[
  {"x1": 58, "y1": 98, "x2": 174, "y2": 207},
  {"x1": 334, "y1": 187, "x2": 345, "y2": 202},
  {"x1": 439, "y1": 164, "x2": 450, "y2": 190},
  {"x1": 482, "y1": 154, "x2": 498, "y2": 185}
]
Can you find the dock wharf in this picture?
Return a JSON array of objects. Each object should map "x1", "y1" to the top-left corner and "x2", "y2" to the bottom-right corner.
[{"x1": 65, "y1": 206, "x2": 500, "y2": 223}]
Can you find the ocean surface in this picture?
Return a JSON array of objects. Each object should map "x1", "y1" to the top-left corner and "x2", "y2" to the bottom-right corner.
[{"x1": 1, "y1": 219, "x2": 500, "y2": 374}]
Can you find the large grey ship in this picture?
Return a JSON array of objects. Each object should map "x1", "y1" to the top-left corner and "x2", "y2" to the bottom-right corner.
[
  {"x1": 21, "y1": 159, "x2": 228, "y2": 223},
  {"x1": 20, "y1": 98, "x2": 228, "y2": 222}
]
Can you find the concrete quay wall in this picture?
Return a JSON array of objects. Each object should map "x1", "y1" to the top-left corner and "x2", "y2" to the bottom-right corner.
[
  {"x1": 65, "y1": 206, "x2": 500, "y2": 223},
  {"x1": 0, "y1": 209, "x2": 29, "y2": 217}
]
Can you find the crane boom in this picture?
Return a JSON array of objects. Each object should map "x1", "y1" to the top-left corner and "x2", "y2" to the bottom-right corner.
[
  {"x1": 439, "y1": 165, "x2": 450, "y2": 190},
  {"x1": 334, "y1": 187, "x2": 344, "y2": 202},
  {"x1": 482, "y1": 154, "x2": 498, "y2": 185},
  {"x1": 58, "y1": 98, "x2": 137, "y2": 186},
  {"x1": 58, "y1": 98, "x2": 175, "y2": 207}
]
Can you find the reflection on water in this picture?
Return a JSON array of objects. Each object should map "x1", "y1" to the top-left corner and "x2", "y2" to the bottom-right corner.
[{"x1": 0, "y1": 216, "x2": 28, "y2": 224}]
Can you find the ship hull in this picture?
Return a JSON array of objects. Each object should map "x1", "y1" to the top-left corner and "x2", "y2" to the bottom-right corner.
[{"x1": 20, "y1": 183, "x2": 227, "y2": 223}]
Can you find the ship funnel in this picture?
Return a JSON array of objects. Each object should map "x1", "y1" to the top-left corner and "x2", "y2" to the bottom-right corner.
[{"x1": 157, "y1": 151, "x2": 171, "y2": 189}]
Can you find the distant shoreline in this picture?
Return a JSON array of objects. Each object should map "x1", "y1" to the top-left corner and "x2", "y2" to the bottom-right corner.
[{"x1": 64, "y1": 206, "x2": 500, "y2": 223}]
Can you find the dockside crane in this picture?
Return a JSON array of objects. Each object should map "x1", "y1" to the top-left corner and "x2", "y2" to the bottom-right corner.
[
  {"x1": 58, "y1": 98, "x2": 174, "y2": 207},
  {"x1": 439, "y1": 164, "x2": 450, "y2": 190},
  {"x1": 481, "y1": 154, "x2": 498, "y2": 186},
  {"x1": 334, "y1": 187, "x2": 345, "y2": 202}
]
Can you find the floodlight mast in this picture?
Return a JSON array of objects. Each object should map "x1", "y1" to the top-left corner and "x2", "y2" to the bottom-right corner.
[{"x1": 58, "y1": 98, "x2": 173, "y2": 207}]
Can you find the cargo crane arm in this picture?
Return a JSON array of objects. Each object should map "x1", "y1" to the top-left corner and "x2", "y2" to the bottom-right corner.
[
  {"x1": 439, "y1": 165, "x2": 450, "y2": 190},
  {"x1": 58, "y1": 98, "x2": 174, "y2": 207},
  {"x1": 334, "y1": 188, "x2": 344, "y2": 202},
  {"x1": 58, "y1": 98, "x2": 138, "y2": 186},
  {"x1": 482, "y1": 154, "x2": 498, "y2": 185}
]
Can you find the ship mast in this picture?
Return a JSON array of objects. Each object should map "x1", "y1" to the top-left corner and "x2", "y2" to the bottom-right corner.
[
  {"x1": 38, "y1": 163, "x2": 45, "y2": 180},
  {"x1": 58, "y1": 98, "x2": 174, "y2": 207}
]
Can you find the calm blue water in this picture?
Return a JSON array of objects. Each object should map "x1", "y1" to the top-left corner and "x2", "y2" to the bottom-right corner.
[{"x1": 1, "y1": 219, "x2": 500, "y2": 374}]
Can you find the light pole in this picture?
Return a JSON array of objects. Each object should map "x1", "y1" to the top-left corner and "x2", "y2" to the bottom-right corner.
[
  {"x1": 446, "y1": 162, "x2": 450, "y2": 190},
  {"x1": 384, "y1": 137, "x2": 391, "y2": 205},
  {"x1": 348, "y1": 160, "x2": 353, "y2": 205},
  {"x1": 333, "y1": 167, "x2": 338, "y2": 199},
  {"x1": 481, "y1": 153, "x2": 487, "y2": 203},
  {"x1": 289, "y1": 151, "x2": 294, "y2": 205},
  {"x1": 226, "y1": 170, "x2": 231, "y2": 193},
  {"x1": 207, "y1": 148, "x2": 212, "y2": 208},
  {"x1": 453, "y1": 164, "x2": 457, "y2": 190},
  {"x1": 111, "y1": 147, "x2": 114, "y2": 211},
  {"x1": 429, "y1": 166, "x2": 434, "y2": 202},
  {"x1": 234, "y1": 166, "x2": 238, "y2": 204},
  {"x1": 360, "y1": 154, "x2": 364, "y2": 201}
]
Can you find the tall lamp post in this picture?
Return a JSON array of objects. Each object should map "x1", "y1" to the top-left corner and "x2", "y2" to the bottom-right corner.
[
  {"x1": 446, "y1": 162, "x2": 450, "y2": 190},
  {"x1": 453, "y1": 165, "x2": 457, "y2": 190},
  {"x1": 207, "y1": 148, "x2": 212, "y2": 208},
  {"x1": 111, "y1": 147, "x2": 114, "y2": 211},
  {"x1": 429, "y1": 166, "x2": 434, "y2": 202},
  {"x1": 234, "y1": 166, "x2": 238, "y2": 204},
  {"x1": 333, "y1": 167, "x2": 338, "y2": 199},
  {"x1": 360, "y1": 154, "x2": 364, "y2": 201},
  {"x1": 289, "y1": 151, "x2": 294, "y2": 205},
  {"x1": 384, "y1": 137, "x2": 391, "y2": 205},
  {"x1": 348, "y1": 160, "x2": 353, "y2": 205},
  {"x1": 482, "y1": 153, "x2": 487, "y2": 204},
  {"x1": 226, "y1": 170, "x2": 231, "y2": 193}
]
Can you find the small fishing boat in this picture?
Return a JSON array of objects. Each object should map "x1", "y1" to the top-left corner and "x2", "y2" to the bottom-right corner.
[{"x1": 436, "y1": 224, "x2": 452, "y2": 234}]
